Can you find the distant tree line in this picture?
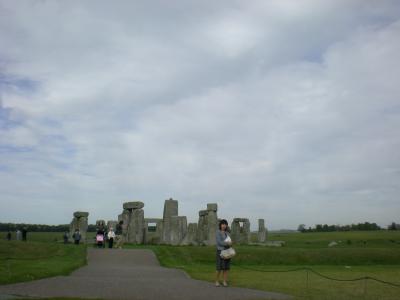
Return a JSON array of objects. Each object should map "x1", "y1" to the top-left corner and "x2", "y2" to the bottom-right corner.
[
  {"x1": 297, "y1": 222, "x2": 382, "y2": 232},
  {"x1": 0, "y1": 223, "x2": 98, "y2": 232},
  {"x1": 388, "y1": 222, "x2": 400, "y2": 230}
]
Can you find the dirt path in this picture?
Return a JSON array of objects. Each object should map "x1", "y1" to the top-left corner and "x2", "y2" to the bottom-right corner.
[{"x1": 0, "y1": 248, "x2": 292, "y2": 300}]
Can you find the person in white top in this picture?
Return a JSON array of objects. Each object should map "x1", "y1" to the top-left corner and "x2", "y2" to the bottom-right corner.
[{"x1": 107, "y1": 228, "x2": 116, "y2": 249}]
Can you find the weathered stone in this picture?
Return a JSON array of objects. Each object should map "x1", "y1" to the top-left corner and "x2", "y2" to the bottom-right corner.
[
  {"x1": 196, "y1": 204, "x2": 218, "y2": 245},
  {"x1": 126, "y1": 209, "x2": 145, "y2": 244},
  {"x1": 257, "y1": 219, "x2": 267, "y2": 243},
  {"x1": 206, "y1": 210, "x2": 217, "y2": 246},
  {"x1": 69, "y1": 211, "x2": 89, "y2": 243},
  {"x1": 162, "y1": 198, "x2": 179, "y2": 244},
  {"x1": 181, "y1": 223, "x2": 198, "y2": 246},
  {"x1": 118, "y1": 209, "x2": 130, "y2": 236},
  {"x1": 231, "y1": 218, "x2": 251, "y2": 244},
  {"x1": 123, "y1": 201, "x2": 144, "y2": 210},
  {"x1": 144, "y1": 218, "x2": 163, "y2": 244},
  {"x1": 207, "y1": 203, "x2": 218, "y2": 212},
  {"x1": 73, "y1": 211, "x2": 89, "y2": 218},
  {"x1": 199, "y1": 210, "x2": 208, "y2": 217},
  {"x1": 170, "y1": 216, "x2": 187, "y2": 245}
]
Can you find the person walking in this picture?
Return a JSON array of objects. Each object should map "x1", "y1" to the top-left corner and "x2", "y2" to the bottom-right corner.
[
  {"x1": 215, "y1": 219, "x2": 232, "y2": 287},
  {"x1": 72, "y1": 229, "x2": 81, "y2": 245},
  {"x1": 6, "y1": 231, "x2": 11, "y2": 241},
  {"x1": 115, "y1": 220, "x2": 124, "y2": 249},
  {"x1": 22, "y1": 227, "x2": 28, "y2": 241},
  {"x1": 107, "y1": 228, "x2": 116, "y2": 249}
]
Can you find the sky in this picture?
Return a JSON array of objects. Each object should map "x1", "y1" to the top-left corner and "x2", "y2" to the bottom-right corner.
[{"x1": 0, "y1": 1, "x2": 399, "y2": 230}]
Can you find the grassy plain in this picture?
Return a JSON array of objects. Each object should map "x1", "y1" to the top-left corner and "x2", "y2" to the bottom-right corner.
[
  {"x1": 126, "y1": 230, "x2": 400, "y2": 300},
  {"x1": 0, "y1": 239, "x2": 86, "y2": 284},
  {"x1": 1, "y1": 230, "x2": 400, "y2": 299}
]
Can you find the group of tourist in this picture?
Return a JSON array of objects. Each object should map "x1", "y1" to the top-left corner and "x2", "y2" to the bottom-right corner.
[
  {"x1": 4, "y1": 228, "x2": 28, "y2": 241},
  {"x1": 66, "y1": 220, "x2": 124, "y2": 249},
  {"x1": 94, "y1": 220, "x2": 123, "y2": 249}
]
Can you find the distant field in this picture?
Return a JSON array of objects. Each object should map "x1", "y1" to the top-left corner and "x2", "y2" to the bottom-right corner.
[
  {"x1": 266, "y1": 230, "x2": 400, "y2": 248},
  {"x1": 1, "y1": 231, "x2": 96, "y2": 243},
  {"x1": 1, "y1": 230, "x2": 400, "y2": 299}
]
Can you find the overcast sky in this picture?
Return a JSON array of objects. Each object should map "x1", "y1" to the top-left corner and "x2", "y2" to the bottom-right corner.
[{"x1": 1, "y1": 1, "x2": 399, "y2": 230}]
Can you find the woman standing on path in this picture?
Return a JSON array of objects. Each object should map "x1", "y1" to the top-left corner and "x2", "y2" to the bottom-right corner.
[
  {"x1": 215, "y1": 219, "x2": 232, "y2": 287},
  {"x1": 107, "y1": 228, "x2": 116, "y2": 248}
]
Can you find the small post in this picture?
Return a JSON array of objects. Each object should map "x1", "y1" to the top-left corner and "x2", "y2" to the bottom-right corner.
[
  {"x1": 306, "y1": 268, "x2": 309, "y2": 298},
  {"x1": 363, "y1": 277, "x2": 367, "y2": 299}
]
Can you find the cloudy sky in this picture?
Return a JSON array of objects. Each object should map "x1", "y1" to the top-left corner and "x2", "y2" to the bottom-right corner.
[{"x1": 1, "y1": 1, "x2": 399, "y2": 230}]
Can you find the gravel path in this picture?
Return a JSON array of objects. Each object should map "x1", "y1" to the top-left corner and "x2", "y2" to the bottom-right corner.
[{"x1": 0, "y1": 248, "x2": 292, "y2": 300}]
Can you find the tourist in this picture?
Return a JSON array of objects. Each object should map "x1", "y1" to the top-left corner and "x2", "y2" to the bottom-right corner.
[
  {"x1": 115, "y1": 220, "x2": 124, "y2": 249},
  {"x1": 6, "y1": 231, "x2": 11, "y2": 241},
  {"x1": 16, "y1": 229, "x2": 22, "y2": 241},
  {"x1": 215, "y1": 219, "x2": 232, "y2": 287},
  {"x1": 22, "y1": 227, "x2": 28, "y2": 241},
  {"x1": 107, "y1": 227, "x2": 116, "y2": 249},
  {"x1": 63, "y1": 231, "x2": 69, "y2": 244},
  {"x1": 73, "y1": 229, "x2": 81, "y2": 245}
]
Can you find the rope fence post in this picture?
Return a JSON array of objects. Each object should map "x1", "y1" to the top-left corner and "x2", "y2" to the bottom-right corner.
[
  {"x1": 363, "y1": 277, "x2": 367, "y2": 299},
  {"x1": 306, "y1": 268, "x2": 309, "y2": 299}
]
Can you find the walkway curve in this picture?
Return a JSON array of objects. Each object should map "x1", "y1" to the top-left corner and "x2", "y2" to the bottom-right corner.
[{"x1": 0, "y1": 248, "x2": 292, "y2": 300}]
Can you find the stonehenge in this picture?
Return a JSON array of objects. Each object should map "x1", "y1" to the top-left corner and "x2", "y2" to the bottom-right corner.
[
  {"x1": 70, "y1": 199, "x2": 268, "y2": 246},
  {"x1": 69, "y1": 211, "x2": 89, "y2": 243},
  {"x1": 258, "y1": 219, "x2": 267, "y2": 243},
  {"x1": 118, "y1": 201, "x2": 145, "y2": 244},
  {"x1": 231, "y1": 218, "x2": 251, "y2": 244}
]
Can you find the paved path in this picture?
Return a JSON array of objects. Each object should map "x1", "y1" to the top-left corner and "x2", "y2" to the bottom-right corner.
[{"x1": 0, "y1": 249, "x2": 292, "y2": 300}]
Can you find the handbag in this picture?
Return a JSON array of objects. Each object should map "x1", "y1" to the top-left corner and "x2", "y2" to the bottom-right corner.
[{"x1": 220, "y1": 247, "x2": 236, "y2": 259}]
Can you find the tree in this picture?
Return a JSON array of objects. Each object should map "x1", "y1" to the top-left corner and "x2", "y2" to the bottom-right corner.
[{"x1": 297, "y1": 224, "x2": 306, "y2": 232}]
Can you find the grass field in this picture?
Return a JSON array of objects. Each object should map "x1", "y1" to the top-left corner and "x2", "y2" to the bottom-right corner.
[
  {"x1": 125, "y1": 230, "x2": 400, "y2": 300},
  {"x1": 1, "y1": 230, "x2": 400, "y2": 299},
  {"x1": 0, "y1": 239, "x2": 87, "y2": 284}
]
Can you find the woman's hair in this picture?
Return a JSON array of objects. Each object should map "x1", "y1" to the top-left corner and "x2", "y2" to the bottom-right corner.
[{"x1": 219, "y1": 219, "x2": 228, "y2": 230}]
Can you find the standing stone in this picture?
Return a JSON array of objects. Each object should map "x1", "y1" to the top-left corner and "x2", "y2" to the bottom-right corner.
[
  {"x1": 118, "y1": 201, "x2": 145, "y2": 244},
  {"x1": 231, "y1": 218, "x2": 251, "y2": 244},
  {"x1": 127, "y1": 208, "x2": 145, "y2": 244},
  {"x1": 170, "y1": 216, "x2": 187, "y2": 245},
  {"x1": 206, "y1": 203, "x2": 218, "y2": 246},
  {"x1": 181, "y1": 223, "x2": 198, "y2": 246},
  {"x1": 118, "y1": 209, "x2": 130, "y2": 238},
  {"x1": 162, "y1": 198, "x2": 178, "y2": 244},
  {"x1": 196, "y1": 204, "x2": 218, "y2": 245},
  {"x1": 258, "y1": 219, "x2": 267, "y2": 243},
  {"x1": 144, "y1": 218, "x2": 163, "y2": 244},
  {"x1": 197, "y1": 210, "x2": 208, "y2": 244},
  {"x1": 69, "y1": 211, "x2": 89, "y2": 243}
]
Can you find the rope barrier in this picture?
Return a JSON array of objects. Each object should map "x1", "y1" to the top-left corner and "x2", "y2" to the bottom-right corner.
[{"x1": 235, "y1": 265, "x2": 400, "y2": 288}]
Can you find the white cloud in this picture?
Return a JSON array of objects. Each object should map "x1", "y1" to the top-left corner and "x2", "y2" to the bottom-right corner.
[{"x1": 1, "y1": 0, "x2": 399, "y2": 229}]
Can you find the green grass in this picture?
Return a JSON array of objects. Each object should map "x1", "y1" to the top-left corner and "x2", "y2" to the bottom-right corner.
[
  {"x1": 0, "y1": 240, "x2": 87, "y2": 284},
  {"x1": 265, "y1": 231, "x2": 400, "y2": 248},
  {"x1": 125, "y1": 231, "x2": 400, "y2": 300},
  {"x1": 1, "y1": 231, "x2": 96, "y2": 243},
  {"x1": 1, "y1": 231, "x2": 400, "y2": 299}
]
